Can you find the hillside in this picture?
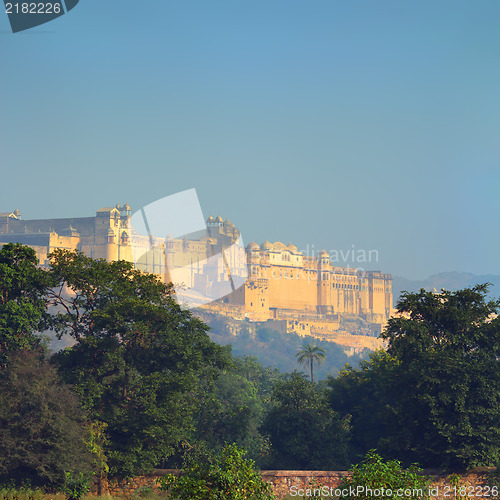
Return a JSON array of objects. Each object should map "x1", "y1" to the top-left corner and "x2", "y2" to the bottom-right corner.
[
  {"x1": 207, "y1": 321, "x2": 368, "y2": 381},
  {"x1": 392, "y1": 272, "x2": 500, "y2": 305}
]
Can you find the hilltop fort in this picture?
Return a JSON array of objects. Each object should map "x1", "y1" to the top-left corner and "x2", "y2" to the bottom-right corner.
[{"x1": 0, "y1": 206, "x2": 393, "y2": 351}]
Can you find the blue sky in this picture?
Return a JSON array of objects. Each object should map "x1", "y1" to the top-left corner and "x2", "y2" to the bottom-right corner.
[{"x1": 1, "y1": 0, "x2": 499, "y2": 279}]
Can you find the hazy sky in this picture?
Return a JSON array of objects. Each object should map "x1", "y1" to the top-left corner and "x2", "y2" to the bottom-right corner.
[{"x1": 1, "y1": 0, "x2": 499, "y2": 280}]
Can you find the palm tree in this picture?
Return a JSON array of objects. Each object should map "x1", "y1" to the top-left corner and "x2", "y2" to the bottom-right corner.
[{"x1": 295, "y1": 343, "x2": 326, "y2": 384}]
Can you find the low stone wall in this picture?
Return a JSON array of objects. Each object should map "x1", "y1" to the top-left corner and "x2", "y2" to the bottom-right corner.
[
  {"x1": 262, "y1": 470, "x2": 347, "y2": 498},
  {"x1": 92, "y1": 468, "x2": 499, "y2": 500}
]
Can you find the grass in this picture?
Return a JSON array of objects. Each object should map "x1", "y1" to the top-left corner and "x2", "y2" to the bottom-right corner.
[
  {"x1": 0, "y1": 485, "x2": 171, "y2": 500},
  {"x1": 0, "y1": 484, "x2": 45, "y2": 500}
]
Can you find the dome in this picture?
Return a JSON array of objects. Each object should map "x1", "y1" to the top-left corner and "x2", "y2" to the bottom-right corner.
[
  {"x1": 288, "y1": 243, "x2": 298, "y2": 252},
  {"x1": 261, "y1": 241, "x2": 272, "y2": 251},
  {"x1": 247, "y1": 241, "x2": 259, "y2": 251},
  {"x1": 215, "y1": 215, "x2": 224, "y2": 223},
  {"x1": 272, "y1": 241, "x2": 287, "y2": 251},
  {"x1": 123, "y1": 202, "x2": 131, "y2": 211},
  {"x1": 206, "y1": 215, "x2": 214, "y2": 223},
  {"x1": 319, "y1": 249, "x2": 329, "y2": 257}
]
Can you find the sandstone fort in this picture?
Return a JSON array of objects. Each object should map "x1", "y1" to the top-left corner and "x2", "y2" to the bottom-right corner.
[{"x1": 0, "y1": 205, "x2": 395, "y2": 351}]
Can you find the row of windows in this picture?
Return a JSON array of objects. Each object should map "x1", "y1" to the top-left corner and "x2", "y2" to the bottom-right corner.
[{"x1": 250, "y1": 267, "x2": 390, "y2": 288}]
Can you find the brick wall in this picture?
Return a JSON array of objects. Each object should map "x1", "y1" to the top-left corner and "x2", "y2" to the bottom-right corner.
[{"x1": 92, "y1": 468, "x2": 498, "y2": 500}]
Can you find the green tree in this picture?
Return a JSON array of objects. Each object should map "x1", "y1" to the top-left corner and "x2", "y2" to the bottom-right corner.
[
  {"x1": 328, "y1": 350, "x2": 400, "y2": 462},
  {"x1": 295, "y1": 343, "x2": 326, "y2": 384},
  {"x1": 338, "y1": 451, "x2": 430, "y2": 500},
  {"x1": 379, "y1": 284, "x2": 500, "y2": 468},
  {"x1": 0, "y1": 243, "x2": 51, "y2": 365},
  {"x1": 262, "y1": 372, "x2": 350, "y2": 470},
  {"x1": 0, "y1": 350, "x2": 93, "y2": 488},
  {"x1": 49, "y1": 249, "x2": 230, "y2": 476},
  {"x1": 231, "y1": 356, "x2": 285, "y2": 410},
  {"x1": 195, "y1": 370, "x2": 270, "y2": 466},
  {"x1": 157, "y1": 443, "x2": 275, "y2": 500}
]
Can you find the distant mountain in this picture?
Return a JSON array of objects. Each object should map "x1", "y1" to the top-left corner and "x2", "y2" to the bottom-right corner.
[{"x1": 392, "y1": 272, "x2": 500, "y2": 305}]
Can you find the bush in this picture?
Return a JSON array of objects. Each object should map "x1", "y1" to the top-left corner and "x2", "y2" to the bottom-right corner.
[
  {"x1": 338, "y1": 451, "x2": 431, "y2": 500},
  {"x1": 63, "y1": 472, "x2": 94, "y2": 500},
  {"x1": 157, "y1": 443, "x2": 274, "y2": 500}
]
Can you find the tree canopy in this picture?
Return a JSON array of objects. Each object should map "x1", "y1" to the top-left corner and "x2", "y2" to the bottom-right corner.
[
  {"x1": 330, "y1": 284, "x2": 500, "y2": 469},
  {"x1": 262, "y1": 372, "x2": 350, "y2": 470},
  {"x1": 382, "y1": 284, "x2": 500, "y2": 468},
  {"x1": 0, "y1": 350, "x2": 94, "y2": 488},
  {"x1": 48, "y1": 249, "x2": 230, "y2": 475},
  {"x1": 0, "y1": 243, "x2": 51, "y2": 365}
]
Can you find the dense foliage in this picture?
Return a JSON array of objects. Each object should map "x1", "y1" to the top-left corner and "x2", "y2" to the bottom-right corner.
[
  {"x1": 0, "y1": 350, "x2": 93, "y2": 488},
  {"x1": 338, "y1": 451, "x2": 430, "y2": 500},
  {"x1": 262, "y1": 372, "x2": 350, "y2": 470},
  {"x1": 2, "y1": 242, "x2": 500, "y2": 494},
  {"x1": 382, "y1": 285, "x2": 500, "y2": 468},
  {"x1": 328, "y1": 350, "x2": 400, "y2": 462},
  {"x1": 158, "y1": 444, "x2": 275, "y2": 500},
  {"x1": 330, "y1": 284, "x2": 500, "y2": 468},
  {"x1": 0, "y1": 244, "x2": 51, "y2": 366},
  {"x1": 48, "y1": 249, "x2": 230, "y2": 476}
]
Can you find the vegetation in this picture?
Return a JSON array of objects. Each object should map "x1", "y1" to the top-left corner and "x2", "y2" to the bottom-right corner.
[
  {"x1": 0, "y1": 350, "x2": 93, "y2": 488},
  {"x1": 328, "y1": 350, "x2": 400, "y2": 462},
  {"x1": 0, "y1": 244, "x2": 51, "y2": 366},
  {"x1": 0, "y1": 484, "x2": 45, "y2": 500},
  {"x1": 262, "y1": 372, "x2": 350, "y2": 470},
  {"x1": 1, "y1": 242, "x2": 500, "y2": 496},
  {"x1": 295, "y1": 343, "x2": 326, "y2": 384},
  {"x1": 380, "y1": 285, "x2": 500, "y2": 468},
  {"x1": 330, "y1": 284, "x2": 500, "y2": 468},
  {"x1": 48, "y1": 249, "x2": 230, "y2": 476},
  {"x1": 209, "y1": 324, "x2": 358, "y2": 381},
  {"x1": 338, "y1": 451, "x2": 430, "y2": 500},
  {"x1": 157, "y1": 444, "x2": 274, "y2": 500}
]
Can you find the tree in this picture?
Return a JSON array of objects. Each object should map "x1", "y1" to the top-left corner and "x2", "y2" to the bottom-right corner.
[
  {"x1": 48, "y1": 249, "x2": 230, "y2": 476},
  {"x1": 380, "y1": 284, "x2": 500, "y2": 468},
  {"x1": 0, "y1": 350, "x2": 94, "y2": 488},
  {"x1": 194, "y1": 370, "x2": 269, "y2": 466},
  {"x1": 295, "y1": 343, "x2": 326, "y2": 384},
  {"x1": 0, "y1": 243, "x2": 51, "y2": 365},
  {"x1": 328, "y1": 350, "x2": 400, "y2": 462},
  {"x1": 261, "y1": 372, "x2": 350, "y2": 470},
  {"x1": 157, "y1": 443, "x2": 275, "y2": 500}
]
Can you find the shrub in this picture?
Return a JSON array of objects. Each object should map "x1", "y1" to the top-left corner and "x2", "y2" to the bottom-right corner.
[
  {"x1": 157, "y1": 443, "x2": 274, "y2": 500},
  {"x1": 338, "y1": 451, "x2": 431, "y2": 500}
]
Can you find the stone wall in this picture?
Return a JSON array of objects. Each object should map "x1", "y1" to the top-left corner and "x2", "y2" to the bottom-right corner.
[{"x1": 91, "y1": 469, "x2": 498, "y2": 500}]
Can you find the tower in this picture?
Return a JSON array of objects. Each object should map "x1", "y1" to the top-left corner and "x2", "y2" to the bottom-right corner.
[{"x1": 317, "y1": 249, "x2": 333, "y2": 314}]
